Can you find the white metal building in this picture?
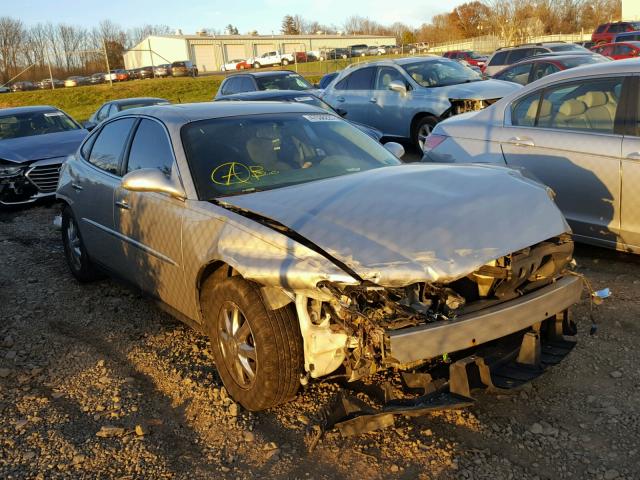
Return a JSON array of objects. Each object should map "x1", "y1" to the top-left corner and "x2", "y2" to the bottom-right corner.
[
  {"x1": 123, "y1": 34, "x2": 396, "y2": 72},
  {"x1": 623, "y1": 0, "x2": 640, "y2": 21}
]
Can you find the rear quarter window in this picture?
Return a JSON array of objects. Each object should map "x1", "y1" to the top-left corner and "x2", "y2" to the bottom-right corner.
[{"x1": 489, "y1": 51, "x2": 509, "y2": 66}]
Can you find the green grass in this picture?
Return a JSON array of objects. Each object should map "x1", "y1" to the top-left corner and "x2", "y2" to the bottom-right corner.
[{"x1": 0, "y1": 53, "x2": 405, "y2": 122}]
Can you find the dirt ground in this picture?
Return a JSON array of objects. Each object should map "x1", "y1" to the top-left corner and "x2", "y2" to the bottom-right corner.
[{"x1": 1, "y1": 203, "x2": 639, "y2": 480}]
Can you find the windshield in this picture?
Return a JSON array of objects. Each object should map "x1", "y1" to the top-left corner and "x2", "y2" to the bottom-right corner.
[
  {"x1": 401, "y1": 59, "x2": 481, "y2": 87},
  {"x1": 0, "y1": 111, "x2": 80, "y2": 140},
  {"x1": 181, "y1": 113, "x2": 400, "y2": 199},
  {"x1": 256, "y1": 73, "x2": 312, "y2": 91},
  {"x1": 549, "y1": 44, "x2": 588, "y2": 52}
]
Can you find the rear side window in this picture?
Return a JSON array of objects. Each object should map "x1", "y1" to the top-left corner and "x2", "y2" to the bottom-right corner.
[
  {"x1": 126, "y1": 119, "x2": 173, "y2": 176},
  {"x1": 507, "y1": 48, "x2": 534, "y2": 64},
  {"x1": 511, "y1": 92, "x2": 543, "y2": 127},
  {"x1": 221, "y1": 78, "x2": 240, "y2": 95},
  {"x1": 87, "y1": 118, "x2": 136, "y2": 175},
  {"x1": 496, "y1": 62, "x2": 532, "y2": 86},
  {"x1": 489, "y1": 51, "x2": 509, "y2": 66},
  {"x1": 336, "y1": 67, "x2": 375, "y2": 90},
  {"x1": 595, "y1": 24, "x2": 607, "y2": 33}
]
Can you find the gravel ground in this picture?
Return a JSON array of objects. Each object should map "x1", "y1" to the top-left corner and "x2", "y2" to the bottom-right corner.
[{"x1": 1, "y1": 203, "x2": 639, "y2": 480}]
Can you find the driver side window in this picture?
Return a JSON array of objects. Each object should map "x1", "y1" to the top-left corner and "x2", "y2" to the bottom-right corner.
[{"x1": 375, "y1": 67, "x2": 405, "y2": 90}]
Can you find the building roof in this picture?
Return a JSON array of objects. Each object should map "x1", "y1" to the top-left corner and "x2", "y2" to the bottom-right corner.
[{"x1": 153, "y1": 33, "x2": 395, "y2": 41}]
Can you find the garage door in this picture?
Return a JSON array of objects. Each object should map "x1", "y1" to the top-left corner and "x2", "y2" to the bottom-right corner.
[
  {"x1": 255, "y1": 44, "x2": 275, "y2": 56},
  {"x1": 192, "y1": 45, "x2": 216, "y2": 73},
  {"x1": 224, "y1": 44, "x2": 246, "y2": 62},
  {"x1": 283, "y1": 43, "x2": 303, "y2": 53}
]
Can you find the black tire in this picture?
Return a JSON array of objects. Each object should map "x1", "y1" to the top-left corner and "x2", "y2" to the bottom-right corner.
[
  {"x1": 61, "y1": 205, "x2": 102, "y2": 282},
  {"x1": 201, "y1": 276, "x2": 303, "y2": 411},
  {"x1": 412, "y1": 115, "x2": 438, "y2": 151}
]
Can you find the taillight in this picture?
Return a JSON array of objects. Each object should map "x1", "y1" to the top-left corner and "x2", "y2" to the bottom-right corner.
[{"x1": 423, "y1": 134, "x2": 447, "y2": 152}]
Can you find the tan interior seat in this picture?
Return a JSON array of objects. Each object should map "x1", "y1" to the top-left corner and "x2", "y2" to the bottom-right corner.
[
  {"x1": 578, "y1": 91, "x2": 616, "y2": 132},
  {"x1": 554, "y1": 99, "x2": 588, "y2": 130},
  {"x1": 246, "y1": 125, "x2": 291, "y2": 172},
  {"x1": 523, "y1": 99, "x2": 552, "y2": 126}
]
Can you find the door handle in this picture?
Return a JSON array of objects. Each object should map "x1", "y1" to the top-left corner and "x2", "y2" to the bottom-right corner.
[
  {"x1": 508, "y1": 136, "x2": 535, "y2": 147},
  {"x1": 626, "y1": 151, "x2": 640, "y2": 160},
  {"x1": 336, "y1": 97, "x2": 345, "y2": 102},
  {"x1": 115, "y1": 200, "x2": 130, "y2": 210},
  {"x1": 71, "y1": 183, "x2": 83, "y2": 191}
]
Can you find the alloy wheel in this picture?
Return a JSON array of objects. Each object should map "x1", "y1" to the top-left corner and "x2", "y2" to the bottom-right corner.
[
  {"x1": 418, "y1": 123, "x2": 433, "y2": 150},
  {"x1": 218, "y1": 301, "x2": 257, "y2": 388},
  {"x1": 66, "y1": 217, "x2": 82, "y2": 271}
]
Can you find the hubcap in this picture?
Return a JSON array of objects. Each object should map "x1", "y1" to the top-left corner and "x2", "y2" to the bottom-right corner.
[
  {"x1": 218, "y1": 302, "x2": 257, "y2": 388},
  {"x1": 66, "y1": 218, "x2": 82, "y2": 271},
  {"x1": 418, "y1": 123, "x2": 432, "y2": 150}
]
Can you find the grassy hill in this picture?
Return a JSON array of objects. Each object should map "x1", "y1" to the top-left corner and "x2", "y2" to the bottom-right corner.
[{"x1": 0, "y1": 71, "x2": 325, "y2": 122}]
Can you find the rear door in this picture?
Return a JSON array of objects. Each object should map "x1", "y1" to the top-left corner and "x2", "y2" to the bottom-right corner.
[
  {"x1": 73, "y1": 117, "x2": 137, "y2": 268},
  {"x1": 620, "y1": 76, "x2": 640, "y2": 251},
  {"x1": 501, "y1": 76, "x2": 626, "y2": 247},
  {"x1": 325, "y1": 67, "x2": 376, "y2": 124}
]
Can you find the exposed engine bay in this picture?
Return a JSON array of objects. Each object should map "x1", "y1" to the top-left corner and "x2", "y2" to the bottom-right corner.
[
  {"x1": 444, "y1": 97, "x2": 500, "y2": 118},
  {"x1": 303, "y1": 234, "x2": 574, "y2": 382}
]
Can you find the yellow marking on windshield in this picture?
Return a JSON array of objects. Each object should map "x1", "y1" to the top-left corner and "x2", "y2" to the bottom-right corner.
[{"x1": 211, "y1": 162, "x2": 279, "y2": 186}]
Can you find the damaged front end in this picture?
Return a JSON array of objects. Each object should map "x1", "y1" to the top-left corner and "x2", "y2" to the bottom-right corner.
[
  {"x1": 296, "y1": 234, "x2": 578, "y2": 383},
  {"x1": 0, "y1": 158, "x2": 62, "y2": 206},
  {"x1": 443, "y1": 97, "x2": 500, "y2": 118}
]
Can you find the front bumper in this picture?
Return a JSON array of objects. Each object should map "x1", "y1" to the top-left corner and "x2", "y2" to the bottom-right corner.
[
  {"x1": 0, "y1": 158, "x2": 62, "y2": 206},
  {"x1": 387, "y1": 275, "x2": 582, "y2": 364}
]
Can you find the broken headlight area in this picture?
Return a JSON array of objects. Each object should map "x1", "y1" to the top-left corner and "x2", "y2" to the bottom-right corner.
[
  {"x1": 313, "y1": 234, "x2": 574, "y2": 382},
  {"x1": 0, "y1": 167, "x2": 38, "y2": 205},
  {"x1": 443, "y1": 97, "x2": 500, "y2": 118}
]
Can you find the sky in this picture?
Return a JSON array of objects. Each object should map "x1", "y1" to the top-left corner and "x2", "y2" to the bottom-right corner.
[{"x1": 11, "y1": 0, "x2": 469, "y2": 34}]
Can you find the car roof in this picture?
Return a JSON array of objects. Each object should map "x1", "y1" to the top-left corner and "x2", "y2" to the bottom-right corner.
[
  {"x1": 0, "y1": 106, "x2": 59, "y2": 116},
  {"x1": 515, "y1": 53, "x2": 601, "y2": 64},
  {"x1": 115, "y1": 101, "x2": 324, "y2": 125},
  {"x1": 219, "y1": 90, "x2": 319, "y2": 101},
  {"x1": 225, "y1": 70, "x2": 298, "y2": 78},
  {"x1": 518, "y1": 57, "x2": 640, "y2": 87},
  {"x1": 111, "y1": 97, "x2": 168, "y2": 106}
]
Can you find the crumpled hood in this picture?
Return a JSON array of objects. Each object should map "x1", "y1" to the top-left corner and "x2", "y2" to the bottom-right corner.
[
  {"x1": 0, "y1": 129, "x2": 87, "y2": 164},
  {"x1": 220, "y1": 164, "x2": 570, "y2": 286},
  {"x1": 429, "y1": 79, "x2": 522, "y2": 100}
]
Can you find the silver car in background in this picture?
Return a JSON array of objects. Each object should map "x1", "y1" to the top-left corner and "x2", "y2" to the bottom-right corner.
[
  {"x1": 321, "y1": 57, "x2": 521, "y2": 149},
  {"x1": 424, "y1": 58, "x2": 640, "y2": 254},
  {"x1": 57, "y1": 102, "x2": 581, "y2": 412}
]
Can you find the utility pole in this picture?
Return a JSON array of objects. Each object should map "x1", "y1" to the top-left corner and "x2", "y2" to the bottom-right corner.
[
  {"x1": 148, "y1": 38, "x2": 155, "y2": 78},
  {"x1": 103, "y1": 38, "x2": 112, "y2": 87}
]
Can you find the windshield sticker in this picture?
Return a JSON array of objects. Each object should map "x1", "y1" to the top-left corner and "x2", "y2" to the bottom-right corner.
[
  {"x1": 44, "y1": 112, "x2": 65, "y2": 117},
  {"x1": 211, "y1": 162, "x2": 279, "y2": 186},
  {"x1": 303, "y1": 114, "x2": 340, "y2": 122}
]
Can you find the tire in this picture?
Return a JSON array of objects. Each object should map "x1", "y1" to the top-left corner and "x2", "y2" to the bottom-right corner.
[
  {"x1": 412, "y1": 115, "x2": 438, "y2": 151},
  {"x1": 201, "y1": 276, "x2": 304, "y2": 411},
  {"x1": 253, "y1": 62, "x2": 261, "y2": 69},
  {"x1": 282, "y1": 59, "x2": 289, "y2": 66},
  {"x1": 61, "y1": 205, "x2": 102, "y2": 282}
]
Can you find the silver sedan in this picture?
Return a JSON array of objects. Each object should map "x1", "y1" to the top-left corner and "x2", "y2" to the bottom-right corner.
[
  {"x1": 57, "y1": 102, "x2": 581, "y2": 411},
  {"x1": 424, "y1": 58, "x2": 640, "y2": 254}
]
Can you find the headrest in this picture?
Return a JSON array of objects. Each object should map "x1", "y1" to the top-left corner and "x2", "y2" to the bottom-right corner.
[
  {"x1": 579, "y1": 91, "x2": 607, "y2": 108},
  {"x1": 527, "y1": 99, "x2": 552, "y2": 118},
  {"x1": 559, "y1": 99, "x2": 587, "y2": 116}
]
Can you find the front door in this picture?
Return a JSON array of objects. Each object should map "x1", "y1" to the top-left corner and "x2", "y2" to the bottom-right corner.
[
  {"x1": 113, "y1": 118, "x2": 186, "y2": 308},
  {"x1": 620, "y1": 76, "x2": 640, "y2": 251},
  {"x1": 371, "y1": 66, "x2": 414, "y2": 137},
  {"x1": 501, "y1": 77, "x2": 626, "y2": 247}
]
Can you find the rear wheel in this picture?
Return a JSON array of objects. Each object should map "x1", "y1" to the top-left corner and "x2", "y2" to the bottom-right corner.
[
  {"x1": 282, "y1": 59, "x2": 290, "y2": 66},
  {"x1": 61, "y1": 205, "x2": 102, "y2": 282},
  {"x1": 412, "y1": 116, "x2": 438, "y2": 151},
  {"x1": 253, "y1": 62, "x2": 261, "y2": 69},
  {"x1": 201, "y1": 276, "x2": 303, "y2": 411}
]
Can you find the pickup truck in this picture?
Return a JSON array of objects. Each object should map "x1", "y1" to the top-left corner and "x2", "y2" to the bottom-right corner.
[{"x1": 248, "y1": 51, "x2": 295, "y2": 68}]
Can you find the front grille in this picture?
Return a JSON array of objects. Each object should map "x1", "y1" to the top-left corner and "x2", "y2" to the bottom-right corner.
[{"x1": 26, "y1": 163, "x2": 61, "y2": 193}]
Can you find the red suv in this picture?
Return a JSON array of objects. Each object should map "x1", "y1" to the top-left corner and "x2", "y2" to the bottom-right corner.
[
  {"x1": 591, "y1": 41, "x2": 640, "y2": 60},
  {"x1": 443, "y1": 50, "x2": 488, "y2": 68},
  {"x1": 592, "y1": 22, "x2": 640, "y2": 44}
]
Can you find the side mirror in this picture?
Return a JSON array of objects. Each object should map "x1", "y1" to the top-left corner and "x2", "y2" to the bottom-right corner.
[
  {"x1": 121, "y1": 168, "x2": 186, "y2": 200},
  {"x1": 82, "y1": 120, "x2": 96, "y2": 131},
  {"x1": 388, "y1": 80, "x2": 407, "y2": 95},
  {"x1": 384, "y1": 142, "x2": 405, "y2": 159}
]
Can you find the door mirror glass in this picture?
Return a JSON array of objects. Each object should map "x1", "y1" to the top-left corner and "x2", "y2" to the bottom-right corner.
[
  {"x1": 82, "y1": 121, "x2": 97, "y2": 131},
  {"x1": 384, "y1": 141, "x2": 405, "y2": 159},
  {"x1": 121, "y1": 169, "x2": 185, "y2": 199},
  {"x1": 388, "y1": 80, "x2": 407, "y2": 95}
]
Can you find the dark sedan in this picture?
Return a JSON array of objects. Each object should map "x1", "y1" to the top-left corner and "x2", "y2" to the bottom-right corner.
[
  {"x1": 10, "y1": 81, "x2": 36, "y2": 92},
  {"x1": 215, "y1": 70, "x2": 314, "y2": 98},
  {"x1": 0, "y1": 106, "x2": 87, "y2": 206},
  {"x1": 85, "y1": 97, "x2": 171, "y2": 130},
  {"x1": 492, "y1": 53, "x2": 610, "y2": 85},
  {"x1": 214, "y1": 90, "x2": 384, "y2": 143}
]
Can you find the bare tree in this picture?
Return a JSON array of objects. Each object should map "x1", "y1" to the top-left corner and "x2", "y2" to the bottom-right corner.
[{"x1": 0, "y1": 17, "x2": 24, "y2": 83}]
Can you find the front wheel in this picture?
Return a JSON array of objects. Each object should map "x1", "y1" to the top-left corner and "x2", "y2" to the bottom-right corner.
[
  {"x1": 201, "y1": 276, "x2": 304, "y2": 411},
  {"x1": 61, "y1": 205, "x2": 102, "y2": 282},
  {"x1": 253, "y1": 62, "x2": 261, "y2": 69},
  {"x1": 412, "y1": 116, "x2": 438, "y2": 151},
  {"x1": 282, "y1": 59, "x2": 289, "y2": 66}
]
